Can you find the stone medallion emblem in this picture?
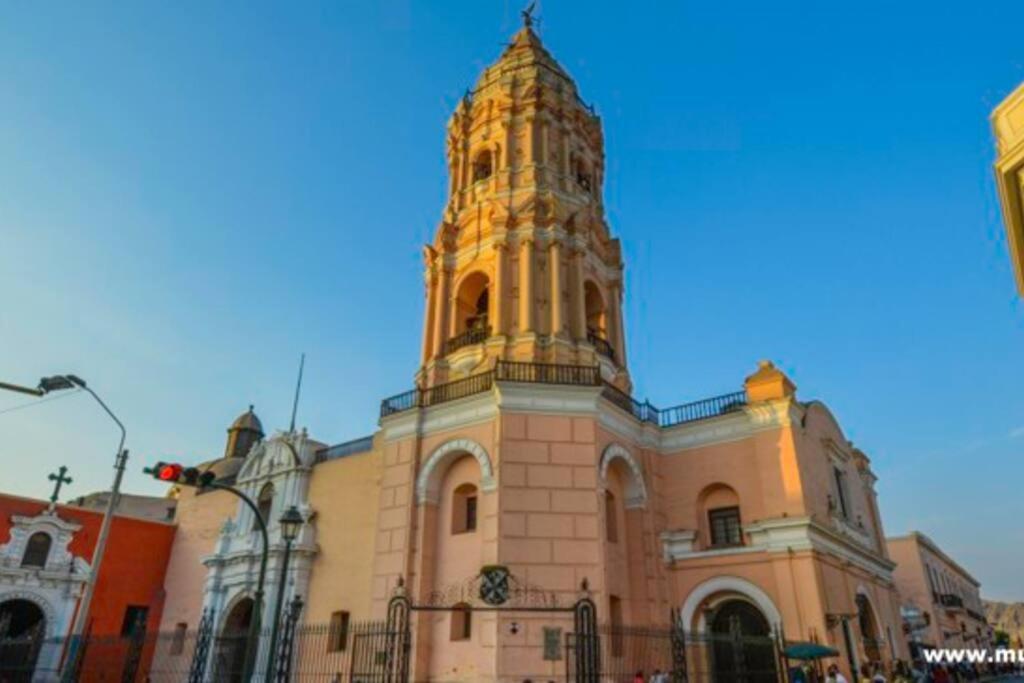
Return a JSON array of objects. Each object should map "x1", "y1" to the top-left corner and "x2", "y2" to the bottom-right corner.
[{"x1": 479, "y1": 565, "x2": 510, "y2": 606}]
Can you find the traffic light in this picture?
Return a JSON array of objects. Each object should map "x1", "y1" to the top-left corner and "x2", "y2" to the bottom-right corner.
[{"x1": 144, "y1": 461, "x2": 215, "y2": 488}]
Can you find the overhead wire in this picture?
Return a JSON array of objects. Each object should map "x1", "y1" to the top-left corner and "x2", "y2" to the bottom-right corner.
[{"x1": 0, "y1": 388, "x2": 82, "y2": 417}]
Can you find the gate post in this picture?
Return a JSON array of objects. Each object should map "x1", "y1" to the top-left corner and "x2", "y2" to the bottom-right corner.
[
  {"x1": 670, "y1": 607, "x2": 688, "y2": 683},
  {"x1": 572, "y1": 580, "x2": 600, "y2": 683},
  {"x1": 385, "y1": 589, "x2": 411, "y2": 683},
  {"x1": 274, "y1": 595, "x2": 304, "y2": 682},
  {"x1": 188, "y1": 608, "x2": 215, "y2": 683}
]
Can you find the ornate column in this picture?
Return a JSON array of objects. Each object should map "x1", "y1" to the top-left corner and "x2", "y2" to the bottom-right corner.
[
  {"x1": 518, "y1": 236, "x2": 535, "y2": 334},
  {"x1": 549, "y1": 238, "x2": 564, "y2": 336},
  {"x1": 492, "y1": 241, "x2": 507, "y2": 336},
  {"x1": 432, "y1": 260, "x2": 453, "y2": 358},
  {"x1": 525, "y1": 116, "x2": 537, "y2": 166},
  {"x1": 570, "y1": 245, "x2": 587, "y2": 339},
  {"x1": 609, "y1": 279, "x2": 626, "y2": 364},
  {"x1": 421, "y1": 268, "x2": 438, "y2": 362}
]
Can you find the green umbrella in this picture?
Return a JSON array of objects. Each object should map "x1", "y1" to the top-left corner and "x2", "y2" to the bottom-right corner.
[{"x1": 784, "y1": 642, "x2": 840, "y2": 660}]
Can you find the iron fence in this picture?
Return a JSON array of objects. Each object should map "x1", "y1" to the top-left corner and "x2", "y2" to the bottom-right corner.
[
  {"x1": 1, "y1": 623, "x2": 790, "y2": 682},
  {"x1": 566, "y1": 625, "x2": 785, "y2": 683}
]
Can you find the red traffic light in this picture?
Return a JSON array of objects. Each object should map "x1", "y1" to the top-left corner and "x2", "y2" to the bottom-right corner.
[
  {"x1": 144, "y1": 461, "x2": 215, "y2": 489},
  {"x1": 157, "y1": 463, "x2": 183, "y2": 482}
]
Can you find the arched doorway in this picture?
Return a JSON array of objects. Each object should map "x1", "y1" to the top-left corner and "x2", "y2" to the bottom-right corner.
[
  {"x1": 709, "y1": 599, "x2": 778, "y2": 683},
  {"x1": 0, "y1": 599, "x2": 46, "y2": 682},
  {"x1": 856, "y1": 593, "x2": 881, "y2": 663},
  {"x1": 214, "y1": 597, "x2": 254, "y2": 683}
]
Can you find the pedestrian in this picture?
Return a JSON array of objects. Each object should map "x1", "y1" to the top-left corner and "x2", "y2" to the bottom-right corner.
[
  {"x1": 872, "y1": 662, "x2": 887, "y2": 683},
  {"x1": 860, "y1": 663, "x2": 874, "y2": 683},
  {"x1": 826, "y1": 663, "x2": 849, "y2": 683},
  {"x1": 633, "y1": 670, "x2": 645, "y2": 683}
]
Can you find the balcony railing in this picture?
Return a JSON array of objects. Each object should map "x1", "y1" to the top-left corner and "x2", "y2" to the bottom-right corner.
[
  {"x1": 938, "y1": 593, "x2": 965, "y2": 610},
  {"x1": 496, "y1": 360, "x2": 601, "y2": 386},
  {"x1": 599, "y1": 384, "x2": 747, "y2": 429},
  {"x1": 380, "y1": 361, "x2": 599, "y2": 418},
  {"x1": 587, "y1": 330, "x2": 616, "y2": 361},
  {"x1": 966, "y1": 608, "x2": 986, "y2": 622},
  {"x1": 380, "y1": 360, "x2": 748, "y2": 431},
  {"x1": 315, "y1": 435, "x2": 374, "y2": 463},
  {"x1": 443, "y1": 326, "x2": 491, "y2": 355}
]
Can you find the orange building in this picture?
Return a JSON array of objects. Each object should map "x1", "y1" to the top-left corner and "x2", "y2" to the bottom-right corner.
[
  {"x1": 154, "y1": 18, "x2": 911, "y2": 683},
  {"x1": 0, "y1": 492, "x2": 176, "y2": 679}
]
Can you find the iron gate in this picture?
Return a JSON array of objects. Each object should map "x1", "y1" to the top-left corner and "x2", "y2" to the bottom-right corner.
[{"x1": 349, "y1": 570, "x2": 600, "y2": 683}]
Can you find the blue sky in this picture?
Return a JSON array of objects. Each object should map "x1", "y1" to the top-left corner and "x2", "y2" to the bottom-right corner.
[{"x1": 1, "y1": 2, "x2": 1022, "y2": 599}]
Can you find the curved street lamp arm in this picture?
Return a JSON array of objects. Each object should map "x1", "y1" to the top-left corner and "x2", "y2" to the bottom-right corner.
[{"x1": 203, "y1": 481, "x2": 270, "y2": 682}]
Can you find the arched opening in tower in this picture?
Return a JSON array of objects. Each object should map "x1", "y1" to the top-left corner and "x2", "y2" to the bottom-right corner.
[
  {"x1": 584, "y1": 281, "x2": 607, "y2": 338},
  {"x1": 454, "y1": 272, "x2": 490, "y2": 335},
  {"x1": 472, "y1": 149, "x2": 493, "y2": 183}
]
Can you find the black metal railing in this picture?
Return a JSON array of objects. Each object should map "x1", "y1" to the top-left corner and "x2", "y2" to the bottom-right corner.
[
  {"x1": 496, "y1": 360, "x2": 601, "y2": 386},
  {"x1": 587, "y1": 330, "x2": 616, "y2": 361},
  {"x1": 657, "y1": 391, "x2": 748, "y2": 428},
  {"x1": 380, "y1": 361, "x2": 606, "y2": 419},
  {"x1": 443, "y1": 326, "x2": 491, "y2": 355},
  {"x1": 423, "y1": 370, "x2": 494, "y2": 406},
  {"x1": 381, "y1": 361, "x2": 748, "y2": 429},
  {"x1": 315, "y1": 435, "x2": 374, "y2": 463},
  {"x1": 599, "y1": 384, "x2": 747, "y2": 429},
  {"x1": 601, "y1": 383, "x2": 659, "y2": 424},
  {"x1": 938, "y1": 593, "x2": 965, "y2": 609},
  {"x1": 966, "y1": 608, "x2": 986, "y2": 622}
]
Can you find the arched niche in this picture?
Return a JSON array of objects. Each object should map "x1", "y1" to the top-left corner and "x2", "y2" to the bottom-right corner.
[
  {"x1": 598, "y1": 443, "x2": 647, "y2": 509},
  {"x1": 416, "y1": 438, "x2": 495, "y2": 505}
]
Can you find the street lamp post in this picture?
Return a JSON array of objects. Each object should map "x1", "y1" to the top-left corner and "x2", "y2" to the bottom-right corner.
[
  {"x1": 265, "y1": 505, "x2": 303, "y2": 682},
  {"x1": 22, "y1": 374, "x2": 127, "y2": 682}
]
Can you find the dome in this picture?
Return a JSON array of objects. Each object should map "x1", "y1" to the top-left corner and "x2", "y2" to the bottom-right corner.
[
  {"x1": 230, "y1": 405, "x2": 264, "y2": 435},
  {"x1": 225, "y1": 405, "x2": 264, "y2": 460}
]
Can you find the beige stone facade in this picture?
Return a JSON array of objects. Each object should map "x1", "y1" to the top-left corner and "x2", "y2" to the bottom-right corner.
[
  {"x1": 156, "y1": 19, "x2": 927, "y2": 683},
  {"x1": 887, "y1": 533, "x2": 993, "y2": 653}
]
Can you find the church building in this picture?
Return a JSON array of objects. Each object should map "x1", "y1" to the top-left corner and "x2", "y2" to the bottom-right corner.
[{"x1": 156, "y1": 18, "x2": 908, "y2": 682}]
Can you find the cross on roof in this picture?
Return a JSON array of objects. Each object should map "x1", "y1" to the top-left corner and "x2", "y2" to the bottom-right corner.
[{"x1": 48, "y1": 465, "x2": 72, "y2": 505}]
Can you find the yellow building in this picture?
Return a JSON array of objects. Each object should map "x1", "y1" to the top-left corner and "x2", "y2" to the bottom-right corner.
[
  {"x1": 155, "y1": 18, "x2": 912, "y2": 683},
  {"x1": 992, "y1": 82, "x2": 1024, "y2": 295}
]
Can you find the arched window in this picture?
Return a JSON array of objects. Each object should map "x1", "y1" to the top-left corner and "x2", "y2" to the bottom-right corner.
[
  {"x1": 604, "y1": 491, "x2": 618, "y2": 543},
  {"x1": 255, "y1": 483, "x2": 274, "y2": 531},
  {"x1": 472, "y1": 150, "x2": 493, "y2": 183},
  {"x1": 450, "y1": 603, "x2": 472, "y2": 641},
  {"x1": 451, "y1": 484, "x2": 478, "y2": 534},
  {"x1": 21, "y1": 532, "x2": 51, "y2": 568},
  {"x1": 698, "y1": 483, "x2": 743, "y2": 548}
]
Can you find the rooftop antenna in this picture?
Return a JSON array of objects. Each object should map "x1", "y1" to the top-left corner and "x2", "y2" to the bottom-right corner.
[{"x1": 289, "y1": 352, "x2": 305, "y2": 434}]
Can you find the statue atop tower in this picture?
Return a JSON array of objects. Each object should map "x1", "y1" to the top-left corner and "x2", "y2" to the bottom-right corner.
[{"x1": 418, "y1": 21, "x2": 629, "y2": 391}]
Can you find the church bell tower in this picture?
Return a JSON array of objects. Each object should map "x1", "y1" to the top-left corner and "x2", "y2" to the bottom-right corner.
[{"x1": 418, "y1": 19, "x2": 629, "y2": 390}]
